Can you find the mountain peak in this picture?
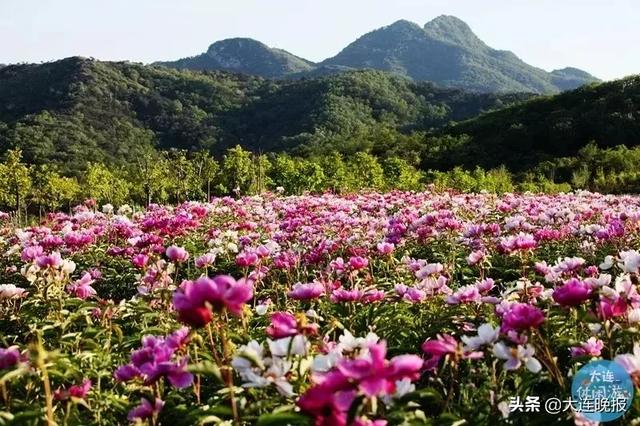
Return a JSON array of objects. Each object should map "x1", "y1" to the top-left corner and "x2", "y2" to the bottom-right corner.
[
  {"x1": 387, "y1": 19, "x2": 423, "y2": 31},
  {"x1": 156, "y1": 37, "x2": 314, "y2": 78},
  {"x1": 423, "y1": 15, "x2": 486, "y2": 51},
  {"x1": 206, "y1": 37, "x2": 267, "y2": 55}
]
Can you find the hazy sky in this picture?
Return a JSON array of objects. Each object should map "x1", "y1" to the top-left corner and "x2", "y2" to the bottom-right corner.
[{"x1": 1, "y1": 0, "x2": 638, "y2": 80}]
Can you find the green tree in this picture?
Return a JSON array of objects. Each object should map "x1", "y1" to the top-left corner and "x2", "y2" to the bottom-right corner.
[
  {"x1": 0, "y1": 149, "x2": 31, "y2": 222},
  {"x1": 83, "y1": 163, "x2": 131, "y2": 206},
  {"x1": 218, "y1": 145, "x2": 254, "y2": 195},
  {"x1": 347, "y1": 152, "x2": 385, "y2": 190},
  {"x1": 382, "y1": 157, "x2": 424, "y2": 191},
  {"x1": 192, "y1": 151, "x2": 219, "y2": 201}
]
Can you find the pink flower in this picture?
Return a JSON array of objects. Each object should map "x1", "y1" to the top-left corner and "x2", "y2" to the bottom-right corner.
[
  {"x1": 500, "y1": 303, "x2": 545, "y2": 332},
  {"x1": 446, "y1": 285, "x2": 481, "y2": 305},
  {"x1": 570, "y1": 337, "x2": 604, "y2": 358},
  {"x1": 267, "y1": 312, "x2": 298, "y2": 338},
  {"x1": 421, "y1": 334, "x2": 458, "y2": 370},
  {"x1": 376, "y1": 242, "x2": 395, "y2": 255},
  {"x1": 195, "y1": 253, "x2": 216, "y2": 268},
  {"x1": 330, "y1": 288, "x2": 363, "y2": 303},
  {"x1": 172, "y1": 275, "x2": 253, "y2": 327},
  {"x1": 266, "y1": 311, "x2": 318, "y2": 338},
  {"x1": 36, "y1": 252, "x2": 63, "y2": 268},
  {"x1": 552, "y1": 278, "x2": 592, "y2": 306},
  {"x1": 128, "y1": 398, "x2": 164, "y2": 422},
  {"x1": 236, "y1": 251, "x2": 259, "y2": 267},
  {"x1": 66, "y1": 272, "x2": 96, "y2": 299},
  {"x1": 21, "y1": 245, "x2": 43, "y2": 262},
  {"x1": 348, "y1": 256, "x2": 369, "y2": 270},
  {"x1": 288, "y1": 282, "x2": 325, "y2": 300},
  {"x1": 132, "y1": 253, "x2": 149, "y2": 269},
  {"x1": 166, "y1": 245, "x2": 189, "y2": 263},
  {"x1": 476, "y1": 278, "x2": 495, "y2": 294},
  {"x1": 0, "y1": 346, "x2": 22, "y2": 369},
  {"x1": 466, "y1": 250, "x2": 485, "y2": 265},
  {"x1": 54, "y1": 379, "x2": 92, "y2": 401}
]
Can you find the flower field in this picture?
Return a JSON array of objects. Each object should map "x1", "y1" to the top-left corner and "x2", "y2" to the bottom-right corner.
[{"x1": 2, "y1": 190, "x2": 640, "y2": 425}]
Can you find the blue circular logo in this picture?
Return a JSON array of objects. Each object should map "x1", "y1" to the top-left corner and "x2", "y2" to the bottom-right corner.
[{"x1": 571, "y1": 360, "x2": 634, "y2": 421}]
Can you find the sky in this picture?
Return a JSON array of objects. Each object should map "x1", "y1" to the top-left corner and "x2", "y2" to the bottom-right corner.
[{"x1": 0, "y1": 0, "x2": 638, "y2": 81}]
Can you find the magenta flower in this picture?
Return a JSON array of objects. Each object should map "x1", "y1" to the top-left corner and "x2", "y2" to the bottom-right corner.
[
  {"x1": 376, "y1": 242, "x2": 395, "y2": 255},
  {"x1": 66, "y1": 272, "x2": 96, "y2": 299},
  {"x1": 54, "y1": 379, "x2": 92, "y2": 401},
  {"x1": 195, "y1": 253, "x2": 216, "y2": 268},
  {"x1": 298, "y1": 340, "x2": 422, "y2": 425},
  {"x1": 166, "y1": 245, "x2": 189, "y2": 263},
  {"x1": 552, "y1": 278, "x2": 592, "y2": 306},
  {"x1": 288, "y1": 282, "x2": 325, "y2": 300},
  {"x1": 132, "y1": 253, "x2": 149, "y2": 269},
  {"x1": 36, "y1": 252, "x2": 63, "y2": 268},
  {"x1": 330, "y1": 288, "x2": 363, "y2": 303},
  {"x1": 500, "y1": 303, "x2": 545, "y2": 332},
  {"x1": 421, "y1": 334, "x2": 458, "y2": 370},
  {"x1": 0, "y1": 346, "x2": 21, "y2": 369},
  {"x1": 236, "y1": 251, "x2": 259, "y2": 267},
  {"x1": 128, "y1": 398, "x2": 164, "y2": 422},
  {"x1": 570, "y1": 337, "x2": 604, "y2": 358},
  {"x1": 337, "y1": 341, "x2": 421, "y2": 396},
  {"x1": 21, "y1": 245, "x2": 43, "y2": 262},
  {"x1": 114, "y1": 329, "x2": 193, "y2": 389},
  {"x1": 348, "y1": 256, "x2": 369, "y2": 270},
  {"x1": 266, "y1": 311, "x2": 318, "y2": 338},
  {"x1": 172, "y1": 275, "x2": 253, "y2": 327},
  {"x1": 267, "y1": 312, "x2": 298, "y2": 338}
]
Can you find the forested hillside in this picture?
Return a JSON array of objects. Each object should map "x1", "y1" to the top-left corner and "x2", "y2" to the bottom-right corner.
[
  {"x1": 0, "y1": 57, "x2": 528, "y2": 175},
  {"x1": 429, "y1": 75, "x2": 640, "y2": 171}
]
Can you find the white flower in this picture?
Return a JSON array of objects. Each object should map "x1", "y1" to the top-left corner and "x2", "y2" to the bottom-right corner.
[
  {"x1": 117, "y1": 204, "x2": 132, "y2": 215},
  {"x1": 337, "y1": 330, "x2": 379, "y2": 352},
  {"x1": 461, "y1": 323, "x2": 499, "y2": 351},
  {"x1": 305, "y1": 309, "x2": 323, "y2": 321},
  {"x1": 232, "y1": 341, "x2": 294, "y2": 397},
  {"x1": 629, "y1": 308, "x2": 640, "y2": 324},
  {"x1": 0, "y1": 284, "x2": 27, "y2": 299},
  {"x1": 61, "y1": 260, "x2": 76, "y2": 274},
  {"x1": 311, "y1": 349, "x2": 342, "y2": 373},
  {"x1": 599, "y1": 255, "x2": 614, "y2": 270},
  {"x1": 497, "y1": 401, "x2": 510, "y2": 419},
  {"x1": 584, "y1": 274, "x2": 611, "y2": 288},
  {"x1": 268, "y1": 335, "x2": 309, "y2": 357},
  {"x1": 382, "y1": 378, "x2": 415, "y2": 406},
  {"x1": 614, "y1": 343, "x2": 640, "y2": 375},
  {"x1": 102, "y1": 204, "x2": 114, "y2": 214},
  {"x1": 232, "y1": 340, "x2": 265, "y2": 372},
  {"x1": 588, "y1": 323, "x2": 602, "y2": 335},
  {"x1": 493, "y1": 342, "x2": 542, "y2": 373},
  {"x1": 619, "y1": 250, "x2": 640, "y2": 273},
  {"x1": 255, "y1": 300, "x2": 271, "y2": 316}
]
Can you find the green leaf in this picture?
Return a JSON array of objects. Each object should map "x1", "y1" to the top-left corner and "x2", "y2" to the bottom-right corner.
[{"x1": 256, "y1": 412, "x2": 311, "y2": 426}]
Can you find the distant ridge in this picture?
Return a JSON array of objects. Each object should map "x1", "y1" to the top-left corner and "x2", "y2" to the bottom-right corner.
[{"x1": 157, "y1": 16, "x2": 599, "y2": 93}]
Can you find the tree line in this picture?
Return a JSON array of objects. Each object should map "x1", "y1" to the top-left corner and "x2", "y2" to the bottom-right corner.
[{"x1": 0, "y1": 146, "x2": 424, "y2": 221}]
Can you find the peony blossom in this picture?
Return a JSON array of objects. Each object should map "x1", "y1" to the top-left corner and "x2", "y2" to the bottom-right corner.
[
  {"x1": 166, "y1": 245, "x2": 189, "y2": 263},
  {"x1": 172, "y1": 275, "x2": 253, "y2": 327}
]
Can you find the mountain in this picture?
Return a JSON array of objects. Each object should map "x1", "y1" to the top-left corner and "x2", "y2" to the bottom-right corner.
[
  {"x1": 0, "y1": 57, "x2": 529, "y2": 174},
  {"x1": 156, "y1": 38, "x2": 315, "y2": 78},
  {"x1": 157, "y1": 16, "x2": 599, "y2": 93},
  {"x1": 321, "y1": 16, "x2": 599, "y2": 93},
  {"x1": 428, "y1": 75, "x2": 640, "y2": 171}
]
